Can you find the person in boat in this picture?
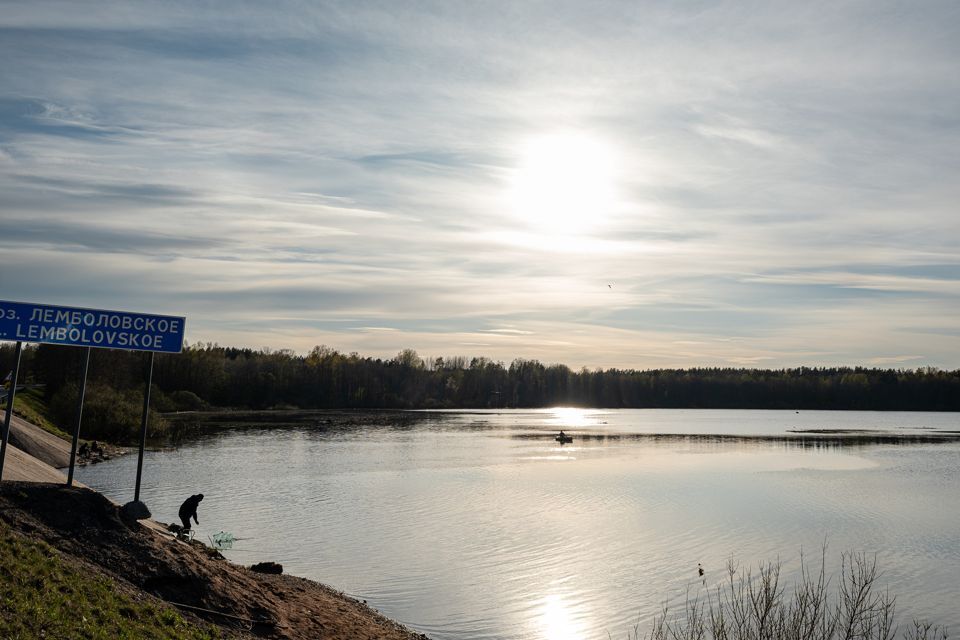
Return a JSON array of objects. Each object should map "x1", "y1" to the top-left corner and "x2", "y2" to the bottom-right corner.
[
  {"x1": 178, "y1": 493, "x2": 204, "y2": 532},
  {"x1": 558, "y1": 430, "x2": 566, "y2": 439}
]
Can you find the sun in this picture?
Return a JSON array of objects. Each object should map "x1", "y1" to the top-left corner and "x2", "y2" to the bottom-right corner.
[{"x1": 507, "y1": 132, "x2": 618, "y2": 236}]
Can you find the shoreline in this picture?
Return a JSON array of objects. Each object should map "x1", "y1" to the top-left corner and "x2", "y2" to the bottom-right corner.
[{"x1": 1, "y1": 415, "x2": 429, "y2": 640}]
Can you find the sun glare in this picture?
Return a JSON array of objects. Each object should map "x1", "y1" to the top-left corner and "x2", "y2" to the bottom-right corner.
[
  {"x1": 507, "y1": 132, "x2": 618, "y2": 236},
  {"x1": 537, "y1": 593, "x2": 587, "y2": 640},
  {"x1": 547, "y1": 407, "x2": 592, "y2": 428}
]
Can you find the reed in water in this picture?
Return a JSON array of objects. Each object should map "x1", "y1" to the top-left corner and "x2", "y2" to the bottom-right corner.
[{"x1": 631, "y1": 549, "x2": 948, "y2": 640}]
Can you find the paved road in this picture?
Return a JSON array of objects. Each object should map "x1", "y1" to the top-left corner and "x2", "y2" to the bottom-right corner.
[
  {"x1": 1, "y1": 383, "x2": 44, "y2": 402},
  {"x1": 6, "y1": 414, "x2": 71, "y2": 468},
  {"x1": 1, "y1": 443, "x2": 71, "y2": 483}
]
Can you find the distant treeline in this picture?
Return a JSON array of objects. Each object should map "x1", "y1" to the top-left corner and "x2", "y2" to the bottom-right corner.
[{"x1": 3, "y1": 342, "x2": 960, "y2": 413}]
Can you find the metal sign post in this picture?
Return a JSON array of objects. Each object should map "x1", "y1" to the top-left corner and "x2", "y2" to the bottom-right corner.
[
  {"x1": 134, "y1": 351, "x2": 155, "y2": 502},
  {"x1": 66, "y1": 347, "x2": 91, "y2": 487},
  {"x1": 0, "y1": 341, "x2": 23, "y2": 481}
]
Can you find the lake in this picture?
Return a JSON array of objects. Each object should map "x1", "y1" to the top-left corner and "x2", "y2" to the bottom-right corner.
[{"x1": 76, "y1": 409, "x2": 960, "y2": 639}]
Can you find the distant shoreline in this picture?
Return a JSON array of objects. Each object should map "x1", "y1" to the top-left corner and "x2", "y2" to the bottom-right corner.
[{"x1": 158, "y1": 407, "x2": 960, "y2": 450}]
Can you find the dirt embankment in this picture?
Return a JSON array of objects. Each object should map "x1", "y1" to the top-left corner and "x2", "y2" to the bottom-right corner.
[{"x1": 0, "y1": 482, "x2": 429, "y2": 640}]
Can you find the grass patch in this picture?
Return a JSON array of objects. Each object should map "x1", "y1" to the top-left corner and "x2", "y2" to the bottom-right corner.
[
  {"x1": 9, "y1": 388, "x2": 71, "y2": 440},
  {"x1": 0, "y1": 522, "x2": 222, "y2": 640}
]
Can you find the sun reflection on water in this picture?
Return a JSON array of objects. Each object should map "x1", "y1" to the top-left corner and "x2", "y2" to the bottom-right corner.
[
  {"x1": 537, "y1": 593, "x2": 588, "y2": 640},
  {"x1": 546, "y1": 407, "x2": 594, "y2": 428}
]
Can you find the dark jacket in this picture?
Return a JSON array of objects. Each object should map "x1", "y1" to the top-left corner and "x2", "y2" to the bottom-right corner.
[{"x1": 178, "y1": 494, "x2": 203, "y2": 522}]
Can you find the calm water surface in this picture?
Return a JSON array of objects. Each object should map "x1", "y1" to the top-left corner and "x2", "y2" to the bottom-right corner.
[{"x1": 76, "y1": 409, "x2": 960, "y2": 638}]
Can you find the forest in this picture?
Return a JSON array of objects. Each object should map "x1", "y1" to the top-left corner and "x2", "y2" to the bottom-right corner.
[{"x1": 4, "y1": 341, "x2": 959, "y2": 417}]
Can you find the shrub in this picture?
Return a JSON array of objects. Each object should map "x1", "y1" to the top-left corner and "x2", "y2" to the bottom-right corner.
[
  {"x1": 49, "y1": 383, "x2": 169, "y2": 444},
  {"x1": 169, "y1": 390, "x2": 208, "y2": 412}
]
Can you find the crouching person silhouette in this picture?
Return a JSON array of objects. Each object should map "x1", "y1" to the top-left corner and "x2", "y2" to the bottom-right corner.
[{"x1": 178, "y1": 493, "x2": 204, "y2": 532}]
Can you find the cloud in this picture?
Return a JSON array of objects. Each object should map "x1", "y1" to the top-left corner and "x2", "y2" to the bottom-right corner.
[
  {"x1": 1, "y1": 0, "x2": 959, "y2": 368},
  {"x1": 0, "y1": 97, "x2": 130, "y2": 139},
  {"x1": 0, "y1": 217, "x2": 216, "y2": 254}
]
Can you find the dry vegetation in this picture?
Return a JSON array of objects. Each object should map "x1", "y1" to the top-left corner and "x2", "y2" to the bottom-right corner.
[{"x1": 631, "y1": 550, "x2": 948, "y2": 640}]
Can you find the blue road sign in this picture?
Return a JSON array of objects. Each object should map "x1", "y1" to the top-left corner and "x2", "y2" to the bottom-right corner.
[{"x1": 0, "y1": 300, "x2": 185, "y2": 353}]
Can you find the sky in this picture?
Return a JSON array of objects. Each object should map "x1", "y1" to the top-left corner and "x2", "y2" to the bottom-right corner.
[{"x1": 1, "y1": 1, "x2": 959, "y2": 370}]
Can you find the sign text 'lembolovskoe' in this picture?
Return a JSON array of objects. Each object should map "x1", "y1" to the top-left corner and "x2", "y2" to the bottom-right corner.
[{"x1": 0, "y1": 300, "x2": 185, "y2": 353}]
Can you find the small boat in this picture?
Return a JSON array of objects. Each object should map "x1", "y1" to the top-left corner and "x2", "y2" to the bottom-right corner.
[{"x1": 555, "y1": 434, "x2": 573, "y2": 444}]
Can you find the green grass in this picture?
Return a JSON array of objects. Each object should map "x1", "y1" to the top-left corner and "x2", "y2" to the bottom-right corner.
[
  {"x1": 9, "y1": 388, "x2": 71, "y2": 440},
  {"x1": 0, "y1": 523, "x2": 222, "y2": 640}
]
